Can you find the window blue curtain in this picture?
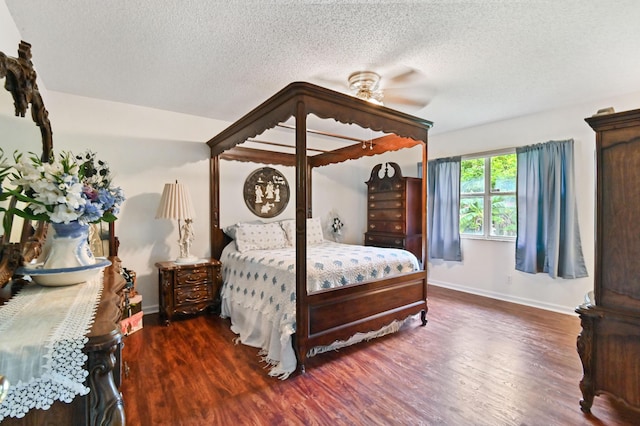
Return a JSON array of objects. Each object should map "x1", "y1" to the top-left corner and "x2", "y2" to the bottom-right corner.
[
  {"x1": 427, "y1": 156, "x2": 462, "y2": 261},
  {"x1": 515, "y1": 139, "x2": 588, "y2": 278}
]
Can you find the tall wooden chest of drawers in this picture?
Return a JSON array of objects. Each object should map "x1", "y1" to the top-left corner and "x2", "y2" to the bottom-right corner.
[
  {"x1": 364, "y1": 162, "x2": 423, "y2": 261},
  {"x1": 156, "y1": 258, "x2": 222, "y2": 325}
]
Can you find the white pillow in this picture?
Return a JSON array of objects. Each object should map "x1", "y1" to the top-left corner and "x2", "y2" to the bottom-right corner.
[
  {"x1": 306, "y1": 217, "x2": 325, "y2": 244},
  {"x1": 224, "y1": 220, "x2": 263, "y2": 240},
  {"x1": 280, "y1": 219, "x2": 295, "y2": 245},
  {"x1": 235, "y1": 222, "x2": 289, "y2": 253},
  {"x1": 281, "y1": 217, "x2": 325, "y2": 245}
]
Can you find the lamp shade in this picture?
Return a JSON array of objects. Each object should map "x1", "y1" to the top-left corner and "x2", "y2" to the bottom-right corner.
[{"x1": 155, "y1": 182, "x2": 195, "y2": 220}]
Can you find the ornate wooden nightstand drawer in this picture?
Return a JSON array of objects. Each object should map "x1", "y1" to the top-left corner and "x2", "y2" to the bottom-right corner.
[
  {"x1": 175, "y1": 284, "x2": 213, "y2": 305},
  {"x1": 176, "y1": 267, "x2": 212, "y2": 286}
]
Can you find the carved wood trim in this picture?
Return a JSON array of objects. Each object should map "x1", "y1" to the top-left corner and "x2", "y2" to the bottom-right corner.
[
  {"x1": 0, "y1": 40, "x2": 53, "y2": 161},
  {"x1": 576, "y1": 311, "x2": 596, "y2": 413},
  {"x1": 207, "y1": 81, "x2": 431, "y2": 159},
  {"x1": 220, "y1": 146, "x2": 296, "y2": 166},
  {"x1": 0, "y1": 244, "x2": 22, "y2": 285},
  {"x1": 309, "y1": 135, "x2": 421, "y2": 168}
]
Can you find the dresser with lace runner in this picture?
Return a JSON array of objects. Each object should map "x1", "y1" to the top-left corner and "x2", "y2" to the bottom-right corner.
[{"x1": 0, "y1": 263, "x2": 126, "y2": 425}]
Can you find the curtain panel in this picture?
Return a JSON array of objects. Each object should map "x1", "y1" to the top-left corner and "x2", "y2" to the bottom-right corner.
[
  {"x1": 515, "y1": 139, "x2": 588, "y2": 279},
  {"x1": 427, "y1": 156, "x2": 462, "y2": 261}
]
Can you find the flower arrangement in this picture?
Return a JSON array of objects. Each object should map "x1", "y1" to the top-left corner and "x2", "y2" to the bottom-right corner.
[
  {"x1": 331, "y1": 216, "x2": 344, "y2": 235},
  {"x1": 2, "y1": 149, "x2": 125, "y2": 226}
]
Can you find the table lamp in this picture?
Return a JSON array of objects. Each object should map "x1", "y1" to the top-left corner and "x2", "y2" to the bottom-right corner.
[{"x1": 155, "y1": 181, "x2": 198, "y2": 263}]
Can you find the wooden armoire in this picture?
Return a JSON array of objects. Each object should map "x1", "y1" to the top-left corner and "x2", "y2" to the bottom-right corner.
[
  {"x1": 364, "y1": 162, "x2": 423, "y2": 260},
  {"x1": 576, "y1": 108, "x2": 640, "y2": 414}
]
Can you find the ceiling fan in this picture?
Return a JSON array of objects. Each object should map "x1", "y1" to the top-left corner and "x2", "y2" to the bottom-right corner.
[
  {"x1": 348, "y1": 71, "x2": 385, "y2": 105},
  {"x1": 322, "y1": 66, "x2": 434, "y2": 112}
]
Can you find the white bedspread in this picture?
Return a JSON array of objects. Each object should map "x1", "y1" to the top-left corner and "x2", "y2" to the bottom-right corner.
[{"x1": 220, "y1": 240, "x2": 420, "y2": 379}]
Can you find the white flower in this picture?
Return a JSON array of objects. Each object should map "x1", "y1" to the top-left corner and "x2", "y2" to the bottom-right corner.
[{"x1": 50, "y1": 204, "x2": 81, "y2": 224}]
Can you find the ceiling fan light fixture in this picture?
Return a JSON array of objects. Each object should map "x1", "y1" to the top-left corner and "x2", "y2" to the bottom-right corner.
[{"x1": 348, "y1": 71, "x2": 384, "y2": 105}]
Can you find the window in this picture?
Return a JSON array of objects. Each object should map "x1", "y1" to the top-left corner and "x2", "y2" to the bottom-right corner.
[{"x1": 459, "y1": 152, "x2": 517, "y2": 239}]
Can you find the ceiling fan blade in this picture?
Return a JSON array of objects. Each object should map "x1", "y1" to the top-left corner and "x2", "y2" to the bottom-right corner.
[
  {"x1": 385, "y1": 84, "x2": 433, "y2": 102},
  {"x1": 311, "y1": 70, "x2": 352, "y2": 92},
  {"x1": 385, "y1": 96, "x2": 431, "y2": 108},
  {"x1": 374, "y1": 64, "x2": 426, "y2": 87},
  {"x1": 387, "y1": 68, "x2": 422, "y2": 85}
]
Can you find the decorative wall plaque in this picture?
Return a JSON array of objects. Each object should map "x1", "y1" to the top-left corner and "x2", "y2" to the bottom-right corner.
[{"x1": 243, "y1": 167, "x2": 290, "y2": 218}]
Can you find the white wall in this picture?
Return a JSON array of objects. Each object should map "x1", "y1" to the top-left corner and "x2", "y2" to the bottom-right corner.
[{"x1": 0, "y1": 2, "x2": 20, "y2": 54}]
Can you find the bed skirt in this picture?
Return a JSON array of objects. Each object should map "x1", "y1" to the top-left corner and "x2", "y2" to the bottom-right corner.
[{"x1": 221, "y1": 295, "x2": 417, "y2": 379}]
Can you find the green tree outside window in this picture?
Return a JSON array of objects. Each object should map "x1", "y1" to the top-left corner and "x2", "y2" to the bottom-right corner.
[{"x1": 460, "y1": 153, "x2": 516, "y2": 238}]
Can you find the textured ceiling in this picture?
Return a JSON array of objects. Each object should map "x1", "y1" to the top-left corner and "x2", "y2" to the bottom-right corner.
[{"x1": 5, "y1": 0, "x2": 640, "y2": 137}]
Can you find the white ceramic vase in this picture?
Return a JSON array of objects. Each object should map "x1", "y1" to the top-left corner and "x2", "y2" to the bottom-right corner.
[{"x1": 40, "y1": 221, "x2": 96, "y2": 269}]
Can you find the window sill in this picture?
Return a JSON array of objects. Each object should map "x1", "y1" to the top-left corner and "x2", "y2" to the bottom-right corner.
[{"x1": 461, "y1": 235, "x2": 516, "y2": 243}]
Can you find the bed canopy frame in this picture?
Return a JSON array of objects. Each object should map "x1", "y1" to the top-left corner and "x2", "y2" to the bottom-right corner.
[{"x1": 207, "y1": 81, "x2": 432, "y2": 370}]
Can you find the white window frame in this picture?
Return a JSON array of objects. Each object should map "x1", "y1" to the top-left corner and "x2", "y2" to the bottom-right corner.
[{"x1": 460, "y1": 148, "x2": 516, "y2": 241}]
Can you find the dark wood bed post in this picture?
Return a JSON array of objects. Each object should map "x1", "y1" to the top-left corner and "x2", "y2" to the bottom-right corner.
[
  {"x1": 294, "y1": 100, "x2": 310, "y2": 372},
  {"x1": 421, "y1": 137, "x2": 428, "y2": 325},
  {"x1": 210, "y1": 155, "x2": 224, "y2": 260},
  {"x1": 421, "y1": 140, "x2": 428, "y2": 267}
]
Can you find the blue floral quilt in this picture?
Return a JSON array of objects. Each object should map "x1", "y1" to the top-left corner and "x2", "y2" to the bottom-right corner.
[{"x1": 221, "y1": 240, "x2": 418, "y2": 332}]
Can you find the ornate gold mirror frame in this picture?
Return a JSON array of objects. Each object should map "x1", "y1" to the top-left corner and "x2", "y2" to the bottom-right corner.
[{"x1": 0, "y1": 41, "x2": 53, "y2": 287}]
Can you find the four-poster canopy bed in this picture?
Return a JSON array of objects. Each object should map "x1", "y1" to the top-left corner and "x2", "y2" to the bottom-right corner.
[{"x1": 207, "y1": 81, "x2": 432, "y2": 376}]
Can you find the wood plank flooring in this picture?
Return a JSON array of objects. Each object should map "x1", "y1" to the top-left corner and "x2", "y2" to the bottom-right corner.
[{"x1": 120, "y1": 285, "x2": 640, "y2": 425}]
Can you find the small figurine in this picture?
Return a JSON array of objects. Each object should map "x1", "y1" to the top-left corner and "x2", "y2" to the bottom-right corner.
[{"x1": 179, "y1": 218, "x2": 195, "y2": 259}]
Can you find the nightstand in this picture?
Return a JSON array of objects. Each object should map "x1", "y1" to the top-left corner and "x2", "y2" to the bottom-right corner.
[{"x1": 155, "y1": 258, "x2": 222, "y2": 325}]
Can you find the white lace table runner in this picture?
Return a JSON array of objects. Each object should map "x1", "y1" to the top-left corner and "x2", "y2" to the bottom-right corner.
[{"x1": 0, "y1": 276, "x2": 103, "y2": 420}]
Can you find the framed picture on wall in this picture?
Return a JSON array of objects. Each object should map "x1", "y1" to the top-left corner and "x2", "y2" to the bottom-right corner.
[{"x1": 243, "y1": 167, "x2": 290, "y2": 218}]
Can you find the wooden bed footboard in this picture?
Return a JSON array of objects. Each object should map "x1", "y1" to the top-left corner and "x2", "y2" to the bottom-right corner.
[{"x1": 296, "y1": 270, "x2": 428, "y2": 370}]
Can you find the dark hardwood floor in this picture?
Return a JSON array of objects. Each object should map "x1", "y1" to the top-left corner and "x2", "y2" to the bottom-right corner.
[{"x1": 121, "y1": 285, "x2": 640, "y2": 425}]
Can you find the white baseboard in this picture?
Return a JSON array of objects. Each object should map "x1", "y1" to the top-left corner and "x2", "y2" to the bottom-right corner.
[
  {"x1": 144, "y1": 285, "x2": 577, "y2": 317},
  {"x1": 428, "y1": 279, "x2": 577, "y2": 316},
  {"x1": 142, "y1": 304, "x2": 160, "y2": 315}
]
